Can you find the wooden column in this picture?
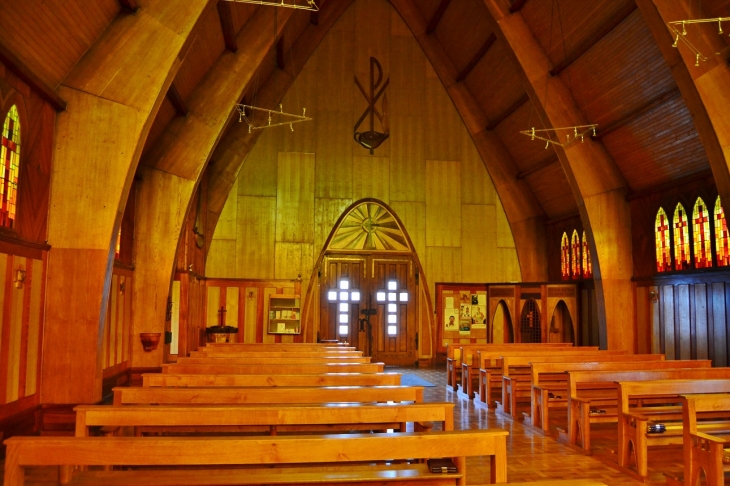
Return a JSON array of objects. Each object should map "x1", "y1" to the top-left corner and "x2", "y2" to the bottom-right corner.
[
  {"x1": 636, "y1": 0, "x2": 730, "y2": 209},
  {"x1": 483, "y1": 0, "x2": 635, "y2": 351},
  {"x1": 42, "y1": 0, "x2": 215, "y2": 404}
]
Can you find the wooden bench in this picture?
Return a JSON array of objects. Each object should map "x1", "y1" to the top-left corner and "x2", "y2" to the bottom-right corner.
[
  {"x1": 203, "y1": 343, "x2": 354, "y2": 351},
  {"x1": 680, "y1": 393, "x2": 730, "y2": 486},
  {"x1": 4, "y1": 430, "x2": 509, "y2": 485},
  {"x1": 617, "y1": 378, "x2": 730, "y2": 478},
  {"x1": 526, "y1": 359, "x2": 711, "y2": 434},
  {"x1": 142, "y1": 372, "x2": 402, "y2": 387},
  {"x1": 560, "y1": 367, "x2": 730, "y2": 454},
  {"x1": 497, "y1": 353, "x2": 663, "y2": 418},
  {"x1": 113, "y1": 385, "x2": 424, "y2": 405},
  {"x1": 176, "y1": 356, "x2": 373, "y2": 364},
  {"x1": 446, "y1": 343, "x2": 573, "y2": 391},
  {"x1": 75, "y1": 402, "x2": 454, "y2": 436},
  {"x1": 189, "y1": 350, "x2": 364, "y2": 358},
  {"x1": 162, "y1": 362, "x2": 384, "y2": 374}
]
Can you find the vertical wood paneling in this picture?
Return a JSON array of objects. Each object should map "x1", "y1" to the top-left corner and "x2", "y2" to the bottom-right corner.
[
  {"x1": 7, "y1": 258, "x2": 25, "y2": 402},
  {"x1": 314, "y1": 198, "x2": 353, "y2": 255},
  {"x1": 662, "y1": 285, "x2": 675, "y2": 359},
  {"x1": 277, "y1": 152, "x2": 315, "y2": 243},
  {"x1": 226, "y1": 287, "x2": 239, "y2": 328},
  {"x1": 695, "y1": 283, "x2": 708, "y2": 359},
  {"x1": 236, "y1": 196, "x2": 276, "y2": 278},
  {"x1": 274, "y1": 243, "x2": 305, "y2": 280},
  {"x1": 424, "y1": 78, "x2": 461, "y2": 161},
  {"x1": 315, "y1": 111, "x2": 353, "y2": 198},
  {"x1": 171, "y1": 280, "x2": 180, "y2": 355},
  {"x1": 389, "y1": 35, "x2": 425, "y2": 118},
  {"x1": 426, "y1": 160, "x2": 461, "y2": 247},
  {"x1": 461, "y1": 129, "x2": 496, "y2": 205},
  {"x1": 389, "y1": 116, "x2": 425, "y2": 202},
  {"x1": 123, "y1": 273, "x2": 132, "y2": 362},
  {"x1": 109, "y1": 274, "x2": 118, "y2": 367},
  {"x1": 115, "y1": 276, "x2": 125, "y2": 365},
  {"x1": 238, "y1": 128, "x2": 280, "y2": 197},
  {"x1": 352, "y1": 156, "x2": 389, "y2": 203},
  {"x1": 650, "y1": 286, "x2": 661, "y2": 354},
  {"x1": 17, "y1": 259, "x2": 30, "y2": 399},
  {"x1": 354, "y1": 0, "x2": 390, "y2": 79},
  {"x1": 207, "y1": 286, "x2": 220, "y2": 327},
  {"x1": 426, "y1": 247, "x2": 462, "y2": 288},
  {"x1": 677, "y1": 284, "x2": 690, "y2": 360},
  {"x1": 389, "y1": 201, "x2": 426, "y2": 262},
  {"x1": 214, "y1": 182, "x2": 238, "y2": 240},
  {"x1": 206, "y1": 240, "x2": 237, "y2": 278},
  {"x1": 634, "y1": 286, "x2": 649, "y2": 354},
  {"x1": 25, "y1": 258, "x2": 42, "y2": 396},
  {"x1": 461, "y1": 204, "x2": 496, "y2": 282},
  {"x1": 282, "y1": 52, "x2": 318, "y2": 154},
  {"x1": 496, "y1": 199, "x2": 516, "y2": 248},
  {"x1": 244, "y1": 287, "x2": 258, "y2": 344}
]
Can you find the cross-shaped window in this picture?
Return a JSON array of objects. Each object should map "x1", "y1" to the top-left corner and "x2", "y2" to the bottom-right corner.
[
  {"x1": 327, "y1": 279, "x2": 360, "y2": 337},
  {"x1": 375, "y1": 280, "x2": 408, "y2": 336}
]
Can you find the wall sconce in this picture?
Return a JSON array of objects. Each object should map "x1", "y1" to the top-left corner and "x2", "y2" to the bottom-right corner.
[
  {"x1": 140, "y1": 332, "x2": 162, "y2": 352},
  {"x1": 14, "y1": 269, "x2": 25, "y2": 289},
  {"x1": 649, "y1": 290, "x2": 659, "y2": 304}
]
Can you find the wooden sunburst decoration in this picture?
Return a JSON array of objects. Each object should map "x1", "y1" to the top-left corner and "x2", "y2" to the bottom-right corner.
[{"x1": 329, "y1": 203, "x2": 408, "y2": 251}]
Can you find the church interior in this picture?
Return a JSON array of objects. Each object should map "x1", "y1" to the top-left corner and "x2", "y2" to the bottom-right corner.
[{"x1": 1, "y1": 0, "x2": 730, "y2": 484}]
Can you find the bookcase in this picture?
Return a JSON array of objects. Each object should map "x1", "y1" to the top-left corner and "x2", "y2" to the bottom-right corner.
[{"x1": 268, "y1": 295, "x2": 301, "y2": 334}]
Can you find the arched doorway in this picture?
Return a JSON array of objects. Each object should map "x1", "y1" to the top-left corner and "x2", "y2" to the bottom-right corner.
[
  {"x1": 492, "y1": 300, "x2": 513, "y2": 343},
  {"x1": 549, "y1": 300, "x2": 575, "y2": 344},
  {"x1": 310, "y1": 200, "x2": 432, "y2": 365},
  {"x1": 520, "y1": 299, "x2": 541, "y2": 343}
]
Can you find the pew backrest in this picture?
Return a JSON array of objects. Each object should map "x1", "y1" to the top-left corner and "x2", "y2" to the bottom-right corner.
[
  {"x1": 501, "y1": 353, "x2": 663, "y2": 378},
  {"x1": 143, "y1": 373, "x2": 401, "y2": 388},
  {"x1": 162, "y1": 362, "x2": 384, "y2": 374},
  {"x1": 568, "y1": 368, "x2": 730, "y2": 398},
  {"x1": 530, "y1": 359, "x2": 711, "y2": 385},
  {"x1": 618, "y1": 379, "x2": 730, "y2": 414}
]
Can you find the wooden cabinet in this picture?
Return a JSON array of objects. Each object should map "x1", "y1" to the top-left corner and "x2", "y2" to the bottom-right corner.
[{"x1": 268, "y1": 295, "x2": 301, "y2": 334}]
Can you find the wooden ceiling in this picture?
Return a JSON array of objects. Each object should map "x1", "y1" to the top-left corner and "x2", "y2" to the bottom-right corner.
[{"x1": 0, "y1": 0, "x2": 724, "y2": 223}]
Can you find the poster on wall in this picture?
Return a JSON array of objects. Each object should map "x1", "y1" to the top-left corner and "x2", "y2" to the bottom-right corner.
[
  {"x1": 471, "y1": 305, "x2": 486, "y2": 324},
  {"x1": 444, "y1": 308, "x2": 458, "y2": 331}
]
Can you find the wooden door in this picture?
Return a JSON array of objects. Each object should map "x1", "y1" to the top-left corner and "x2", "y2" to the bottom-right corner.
[{"x1": 320, "y1": 256, "x2": 367, "y2": 350}]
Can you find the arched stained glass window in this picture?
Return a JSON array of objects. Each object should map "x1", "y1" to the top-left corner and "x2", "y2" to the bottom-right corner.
[
  {"x1": 655, "y1": 208, "x2": 671, "y2": 272},
  {"x1": 0, "y1": 105, "x2": 20, "y2": 229},
  {"x1": 582, "y1": 231, "x2": 592, "y2": 278},
  {"x1": 571, "y1": 230, "x2": 580, "y2": 280},
  {"x1": 561, "y1": 232, "x2": 570, "y2": 280},
  {"x1": 692, "y1": 198, "x2": 712, "y2": 268},
  {"x1": 716, "y1": 196, "x2": 730, "y2": 267},
  {"x1": 673, "y1": 203, "x2": 690, "y2": 270}
]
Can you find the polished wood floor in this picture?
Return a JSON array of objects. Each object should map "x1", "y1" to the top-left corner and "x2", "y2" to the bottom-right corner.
[{"x1": 2, "y1": 366, "x2": 688, "y2": 485}]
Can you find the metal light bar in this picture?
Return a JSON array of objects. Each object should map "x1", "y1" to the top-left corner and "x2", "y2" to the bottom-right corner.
[
  {"x1": 222, "y1": 0, "x2": 318, "y2": 11},
  {"x1": 668, "y1": 17, "x2": 730, "y2": 66},
  {"x1": 519, "y1": 124, "x2": 598, "y2": 148},
  {"x1": 236, "y1": 104, "x2": 312, "y2": 132}
]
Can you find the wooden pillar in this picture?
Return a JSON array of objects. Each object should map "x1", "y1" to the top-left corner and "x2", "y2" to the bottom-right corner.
[
  {"x1": 41, "y1": 0, "x2": 214, "y2": 404},
  {"x1": 483, "y1": 0, "x2": 635, "y2": 351}
]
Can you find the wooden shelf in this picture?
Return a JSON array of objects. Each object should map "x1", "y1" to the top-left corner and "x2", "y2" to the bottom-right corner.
[{"x1": 268, "y1": 295, "x2": 301, "y2": 335}]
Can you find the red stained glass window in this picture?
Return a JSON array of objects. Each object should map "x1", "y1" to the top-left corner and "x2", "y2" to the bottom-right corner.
[
  {"x1": 692, "y1": 198, "x2": 712, "y2": 268},
  {"x1": 582, "y1": 231, "x2": 592, "y2": 278},
  {"x1": 716, "y1": 196, "x2": 730, "y2": 267},
  {"x1": 0, "y1": 105, "x2": 19, "y2": 229},
  {"x1": 655, "y1": 208, "x2": 671, "y2": 272},
  {"x1": 561, "y1": 232, "x2": 570, "y2": 280},
  {"x1": 571, "y1": 230, "x2": 580, "y2": 280},
  {"x1": 673, "y1": 203, "x2": 690, "y2": 270}
]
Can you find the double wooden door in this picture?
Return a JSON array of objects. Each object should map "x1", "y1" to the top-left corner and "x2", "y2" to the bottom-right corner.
[{"x1": 321, "y1": 254, "x2": 417, "y2": 366}]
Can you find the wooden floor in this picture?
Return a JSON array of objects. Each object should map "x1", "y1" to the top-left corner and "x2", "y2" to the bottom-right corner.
[{"x1": 2, "y1": 365, "x2": 687, "y2": 485}]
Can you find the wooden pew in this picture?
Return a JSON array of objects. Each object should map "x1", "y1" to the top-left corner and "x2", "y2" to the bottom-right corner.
[
  {"x1": 113, "y1": 385, "x2": 424, "y2": 405},
  {"x1": 526, "y1": 359, "x2": 711, "y2": 434},
  {"x1": 446, "y1": 342, "x2": 573, "y2": 391},
  {"x1": 4, "y1": 429, "x2": 509, "y2": 485},
  {"x1": 560, "y1": 367, "x2": 730, "y2": 454},
  {"x1": 75, "y1": 402, "x2": 454, "y2": 436},
  {"x1": 617, "y1": 378, "x2": 730, "y2": 478},
  {"x1": 498, "y1": 353, "x2": 663, "y2": 417},
  {"x1": 203, "y1": 343, "x2": 354, "y2": 351},
  {"x1": 189, "y1": 350, "x2": 364, "y2": 358},
  {"x1": 680, "y1": 393, "x2": 730, "y2": 486},
  {"x1": 176, "y1": 356, "x2": 373, "y2": 364},
  {"x1": 162, "y1": 362, "x2": 384, "y2": 374},
  {"x1": 143, "y1": 372, "x2": 402, "y2": 387}
]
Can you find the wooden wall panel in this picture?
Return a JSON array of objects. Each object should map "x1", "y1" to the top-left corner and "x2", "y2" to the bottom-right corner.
[
  {"x1": 171, "y1": 280, "x2": 180, "y2": 355},
  {"x1": 426, "y1": 160, "x2": 461, "y2": 247},
  {"x1": 314, "y1": 198, "x2": 352, "y2": 255},
  {"x1": 235, "y1": 196, "x2": 276, "y2": 278},
  {"x1": 7, "y1": 257, "x2": 25, "y2": 403},
  {"x1": 461, "y1": 130, "x2": 496, "y2": 205},
  {"x1": 695, "y1": 283, "x2": 708, "y2": 359},
  {"x1": 354, "y1": 0, "x2": 390, "y2": 76},
  {"x1": 352, "y1": 156, "x2": 389, "y2": 203},
  {"x1": 281, "y1": 52, "x2": 318, "y2": 155},
  {"x1": 713, "y1": 283, "x2": 727, "y2": 366},
  {"x1": 389, "y1": 201, "x2": 426, "y2": 263},
  {"x1": 426, "y1": 247, "x2": 462, "y2": 287},
  {"x1": 661, "y1": 285, "x2": 675, "y2": 359},
  {"x1": 424, "y1": 78, "x2": 461, "y2": 161},
  {"x1": 25, "y1": 258, "x2": 42, "y2": 396},
  {"x1": 225, "y1": 287, "x2": 239, "y2": 329},
  {"x1": 206, "y1": 286, "x2": 220, "y2": 327},
  {"x1": 238, "y1": 128, "x2": 280, "y2": 197},
  {"x1": 677, "y1": 284, "x2": 690, "y2": 359},
  {"x1": 389, "y1": 115, "x2": 425, "y2": 202},
  {"x1": 461, "y1": 204, "x2": 496, "y2": 282},
  {"x1": 389, "y1": 35, "x2": 425, "y2": 118},
  {"x1": 315, "y1": 110, "x2": 353, "y2": 198},
  {"x1": 243, "y1": 287, "x2": 258, "y2": 344},
  {"x1": 277, "y1": 152, "x2": 315, "y2": 243},
  {"x1": 274, "y1": 243, "x2": 305, "y2": 280},
  {"x1": 206, "y1": 240, "x2": 237, "y2": 279},
  {"x1": 215, "y1": 182, "x2": 238, "y2": 240}
]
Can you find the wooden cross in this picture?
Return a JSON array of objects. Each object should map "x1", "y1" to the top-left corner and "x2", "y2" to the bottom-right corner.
[{"x1": 218, "y1": 306, "x2": 227, "y2": 326}]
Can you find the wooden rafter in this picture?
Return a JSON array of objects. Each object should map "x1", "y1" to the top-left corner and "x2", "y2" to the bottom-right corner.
[
  {"x1": 595, "y1": 87, "x2": 680, "y2": 139},
  {"x1": 487, "y1": 93, "x2": 529, "y2": 130},
  {"x1": 456, "y1": 33, "x2": 495, "y2": 82},
  {"x1": 118, "y1": 0, "x2": 139, "y2": 13},
  {"x1": 509, "y1": 0, "x2": 529, "y2": 13},
  {"x1": 550, "y1": 3, "x2": 636, "y2": 76},
  {"x1": 516, "y1": 153, "x2": 558, "y2": 180},
  {"x1": 0, "y1": 42, "x2": 66, "y2": 111},
  {"x1": 217, "y1": 1, "x2": 238, "y2": 52},
  {"x1": 276, "y1": 35, "x2": 286, "y2": 70},
  {"x1": 310, "y1": 11, "x2": 319, "y2": 25},
  {"x1": 167, "y1": 83, "x2": 188, "y2": 117},
  {"x1": 426, "y1": 0, "x2": 451, "y2": 34}
]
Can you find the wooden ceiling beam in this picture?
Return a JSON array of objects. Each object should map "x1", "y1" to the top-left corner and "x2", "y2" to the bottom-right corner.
[
  {"x1": 276, "y1": 35, "x2": 286, "y2": 70},
  {"x1": 166, "y1": 83, "x2": 188, "y2": 117},
  {"x1": 550, "y1": 3, "x2": 636, "y2": 76},
  {"x1": 516, "y1": 154, "x2": 558, "y2": 179},
  {"x1": 426, "y1": 0, "x2": 451, "y2": 34},
  {"x1": 118, "y1": 0, "x2": 139, "y2": 13},
  {"x1": 456, "y1": 33, "x2": 495, "y2": 82},
  {"x1": 595, "y1": 86, "x2": 680, "y2": 139},
  {"x1": 310, "y1": 11, "x2": 319, "y2": 25},
  {"x1": 487, "y1": 92, "x2": 529, "y2": 130},
  {"x1": 509, "y1": 0, "x2": 529, "y2": 13},
  {"x1": 217, "y1": 1, "x2": 238, "y2": 52},
  {"x1": 0, "y1": 42, "x2": 66, "y2": 111}
]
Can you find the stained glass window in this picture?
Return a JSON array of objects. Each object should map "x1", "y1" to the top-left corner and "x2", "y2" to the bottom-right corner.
[
  {"x1": 0, "y1": 105, "x2": 20, "y2": 229},
  {"x1": 561, "y1": 232, "x2": 570, "y2": 280},
  {"x1": 582, "y1": 231, "x2": 592, "y2": 278},
  {"x1": 115, "y1": 227, "x2": 122, "y2": 260},
  {"x1": 655, "y1": 208, "x2": 671, "y2": 272},
  {"x1": 692, "y1": 198, "x2": 712, "y2": 268},
  {"x1": 571, "y1": 230, "x2": 581, "y2": 280},
  {"x1": 673, "y1": 203, "x2": 690, "y2": 270},
  {"x1": 716, "y1": 196, "x2": 730, "y2": 267}
]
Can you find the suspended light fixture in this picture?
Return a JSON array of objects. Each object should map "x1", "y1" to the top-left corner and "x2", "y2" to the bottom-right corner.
[
  {"x1": 222, "y1": 0, "x2": 318, "y2": 11},
  {"x1": 520, "y1": 124, "x2": 597, "y2": 149},
  {"x1": 236, "y1": 104, "x2": 311, "y2": 132},
  {"x1": 668, "y1": 17, "x2": 730, "y2": 66}
]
